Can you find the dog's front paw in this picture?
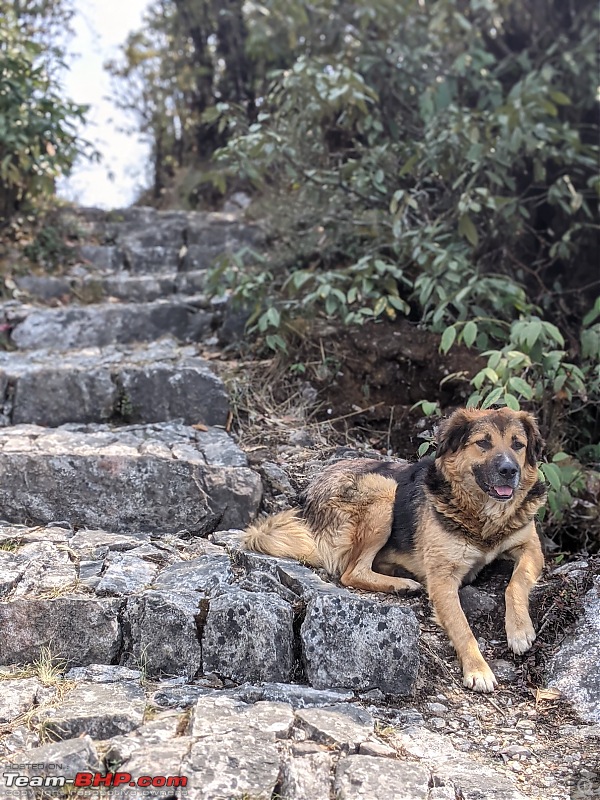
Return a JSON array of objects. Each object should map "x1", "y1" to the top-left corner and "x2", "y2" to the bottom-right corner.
[
  {"x1": 507, "y1": 618, "x2": 536, "y2": 655},
  {"x1": 462, "y1": 663, "x2": 498, "y2": 693}
]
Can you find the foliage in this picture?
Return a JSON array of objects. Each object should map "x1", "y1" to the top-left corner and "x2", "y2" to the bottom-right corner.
[
  {"x1": 0, "y1": 1, "x2": 89, "y2": 222},
  {"x1": 112, "y1": 0, "x2": 599, "y2": 549}
]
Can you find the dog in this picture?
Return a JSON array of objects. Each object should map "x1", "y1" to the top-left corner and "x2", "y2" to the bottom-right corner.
[{"x1": 243, "y1": 407, "x2": 547, "y2": 692}]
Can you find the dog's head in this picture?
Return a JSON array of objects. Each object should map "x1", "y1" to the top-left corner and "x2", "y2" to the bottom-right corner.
[{"x1": 435, "y1": 407, "x2": 544, "y2": 503}]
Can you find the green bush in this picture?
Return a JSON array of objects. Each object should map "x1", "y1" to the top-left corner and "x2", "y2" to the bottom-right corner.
[{"x1": 0, "y1": 4, "x2": 89, "y2": 222}]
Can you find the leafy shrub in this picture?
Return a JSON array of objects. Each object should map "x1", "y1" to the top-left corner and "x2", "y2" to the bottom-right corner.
[{"x1": 0, "y1": 4, "x2": 89, "y2": 222}]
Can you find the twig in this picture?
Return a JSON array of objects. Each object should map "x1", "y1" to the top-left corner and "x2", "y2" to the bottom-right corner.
[{"x1": 308, "y1": 402, "x2": 385, "y2": 428}]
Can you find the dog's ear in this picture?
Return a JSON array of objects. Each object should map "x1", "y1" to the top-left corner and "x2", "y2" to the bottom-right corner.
[
  {"x1": 435, "y1": 409, "x2": 473, "y2": 458},
  {"x1": 519, "y1": 412, "x2": 545, "y2": 466}
]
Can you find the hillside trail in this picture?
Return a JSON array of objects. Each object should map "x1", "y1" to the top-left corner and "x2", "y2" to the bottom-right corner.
[{"x1": 0, "y1": 205, "x2": 597, "y2": 800}]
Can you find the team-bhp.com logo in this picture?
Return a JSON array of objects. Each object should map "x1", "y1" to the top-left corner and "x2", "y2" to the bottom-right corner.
[{"x1": 3, "y1": 772, "x2": 188, "y2": 790}]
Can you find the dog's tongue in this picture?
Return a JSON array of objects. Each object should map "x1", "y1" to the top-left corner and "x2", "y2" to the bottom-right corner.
[{"x1": 494, "y1": 486, "x2": 514, "y2": 498}]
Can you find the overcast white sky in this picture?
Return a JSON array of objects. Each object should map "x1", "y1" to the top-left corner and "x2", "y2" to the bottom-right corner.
[{"x1": 57, "y1": 0, "x2": 151, "y2": 209}]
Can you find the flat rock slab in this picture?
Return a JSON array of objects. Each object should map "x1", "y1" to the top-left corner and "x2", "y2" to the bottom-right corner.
[
  {"x1": 0, "y1": 596, "x2": 122, "y2": 666},
  {"x1": 39, "y1": 681, "x2": 146, "y2": 741},
  {"x1": 296, "y1": 705, "x2": 374, "y2": 752},
  {"x1": 9, "y1": 299, "x2": 212, "y2": 351},
  {"x1": 335, "y1": 755, "x2": 430, "y2": 800},
  {"x1": 0, "y1": 422, "x2": 262, "y2": 532},
  {"x1": 549, "y1": 576, "x2": 600, "y2": 723},
  {"x1": 301, "y1": 592, "x2": 420, "y2": 694},
  {"x1": 0, "y1": 340, "x2": 230, "y2": 427},
  {"x1": 0, "y1": 677, "x2": 42, "y2": 724}
]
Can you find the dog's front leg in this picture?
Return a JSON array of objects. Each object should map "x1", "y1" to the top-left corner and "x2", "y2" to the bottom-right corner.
[
  {"x1": 505, "y1": 524, "x2": 544, "y2": 654},
  {"x1": 428, "y1": 576, "x2": 497, "y2": 692}
]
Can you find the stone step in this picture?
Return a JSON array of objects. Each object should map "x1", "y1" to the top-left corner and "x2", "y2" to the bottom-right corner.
[
  {"x1": 3, "y1": 297, "x2": 214, "y2": 351},
  {"x1": 13, "y1": 269, "x2": 209, "y2": 304},
  {"x1": 0, "y1": 423, "x2": 262, "y2": 532},
  {"x1": 64, "y1": 206, "x2": 264, "y2": 274},
  {"x1": 0, "y1": 339, "x2": 230, "y2": 427}
]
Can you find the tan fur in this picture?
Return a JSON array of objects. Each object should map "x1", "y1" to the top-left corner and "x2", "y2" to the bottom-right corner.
[{"x1": 242, "y1": 408, "x2": 547, "y2": 693}]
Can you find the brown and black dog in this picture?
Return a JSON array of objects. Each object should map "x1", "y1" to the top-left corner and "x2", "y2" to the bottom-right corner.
[{"x1": 243, "y1": 407, "x2": 547, "y2": 692}]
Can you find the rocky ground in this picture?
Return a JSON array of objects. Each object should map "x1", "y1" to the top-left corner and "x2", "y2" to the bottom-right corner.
[{"x1": 0, "y1": 206, "x2": 598, "y2": 800}]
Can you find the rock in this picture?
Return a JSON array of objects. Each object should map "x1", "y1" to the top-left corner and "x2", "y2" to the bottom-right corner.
[
  {"x1": 0, "y1": 678, "x2": 42, "y2": 723},
  {"x1": 69, "y1": 530, "x2": 150, "y2": 559},
  {"x1": 10, "y1": 300, "x2": 212, "y2": 351},
  {"x1": 296, "y1": 705, "x2": 374, "y2": 753},
  {"x1": 183, "y1": 696, "x2": 292, "y2": 798},
  {"x1": 190, "y1": 696, "x2": 295, "y2": 740},
  {"x1": 0, "y1": 341, "x2": 230, "y2": 427},
  {"x1": 65, "y1": 665, "x2": 142, "y2": 683},
  {"x1": 335, "y1": 755, "x2": 430, "y2": 800},
  {"x1": 4, "y1": 735, "x2": 102, "y2": 798},
  {"x1": 0, "y1": 551, "x2": 29, "y2": 597},
  {"x1": 0, "y1": 423, "x2": 262, "y2": 533},
  {"x1": 95, "y1": 553, "x2": 158, "y2": 596},
  {"x1": 124, "y1": 590, "x2": 205, "y2": 679},
  {"x1": 358, "y1": 740, "x2": 397, "y2": 757},
  {"x1": 277, "y1": 560, "x2": 347, "y2": 599},
  {"x1": 459, "y1": 585, "x2": 498, "y2": 622},
  {"x1": 301, "y1": 593, "x2": 420, "y2": 694},
  {"x1": 202, "y1": 589, "x2": 294, "y2": 683},
  {"x1": 12, "y1": 541, "x2": 76, "y2": 597},
  {"x1": 109, "y1": 740, "x2": 192, "y2": 800},
  {"x1": 0, "y1": 597, "x2": 122, "y2": 666},
  {"x1": 228, "y1": 682, "x2": 354, "y2": 708},
  {"x1": 39, "y1": 682, "x2": 145, "y2": 741},
  {"x1": 152, "y1": 684, "x2": 216, "y2": 709},
  {"x1": 549, "y1": 576, "x2": 600, "y2": 723},
  {"x1": 280, "y1": 753, "x2": 333, "y2": 800},
  {"x1": 153, "y1": 554, "x2": 233, "y2": 595},
  {"x1": 238, "y1": 569, "x2": 299, "y2": 603}
]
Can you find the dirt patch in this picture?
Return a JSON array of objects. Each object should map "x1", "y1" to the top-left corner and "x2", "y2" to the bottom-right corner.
[{"x1": 291, "y1": 318, "x2": 484, "y2": 455}]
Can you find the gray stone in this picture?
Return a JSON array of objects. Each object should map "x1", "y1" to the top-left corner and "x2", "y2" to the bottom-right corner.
[
  {"x1": 66, "y1": 664, "x2": 142, "y2": 683},
  {"x1": 0, "y1": 678, "x2": 42, "y2": 723},
  {"x1": 202, "y1": 589, "x2": 294, "y2": 683},
  {"x1": 4, "y1": 735, "x2": 102, "y2": 798},
  {"x1": 280, "y1": 753, "x2": 332, "y2": 800},
  {"x1": 70, "y1": 530, "x2": 151, "y2": 559},
  {"x1": 238, "y1": 569, "x2": 299, "y2": 603},
  {"x1": 96, "y1": 553, "x2": 158, "y2": 596},
  {"x1": 358, "y1": 740, "x2": 397, "y2": 757},
  {"x1": 295, "y1": 705, "x2": 374, "y2": 752},
  {"x1": 124, "y1": 590, "x2": 204, "y2": 679},
  {"x1": 79, "y1": 244, "x2": 120, "y2": 270},
  {"x1": 229, "y1": 682, "x2": 354, "y2": 709},
  {"x1": 301, "y1": 593, "x2": 420, "y2": 694},
  {"x1": 277, "y1": 559, "x2": 346, "y2": 599},
  {"x1": 0, "y1": 424, "x2": 262, "y2": 533},
  {"x1": 190, "y1": 695, "x2": 294, "y2": 738},
  {"x1": 335, "y1": 755, "x2": 430, "y2": 800},
  {"x1": 0, "y1": 341, "x2": 230, "y2": 427},
  {"x1": 549, "y1": 576, "x2": 600, "y2": 723},
  {"x1": 10, "y1": 300, "x2": 212, "y2": 351},
  {"x1": 153, "y1": 554, "x2": 233, "y2": 595},
  {"x1": 184, "y1": 699, "x2": 292, "y2": 798},
  {"x1": 0, "y1": 596, "x2": 122, "y2": 666},
  {"x1": 110, "y1": 740, "x2": 192, "y2": 800},
  {"x1": 459, "y1": 585, "x2": 498, "y2": 623},
  {"x1": 39, "y1": 681, "x2": 145, "y2": 741},
  {"x1": 152, "y1": 684, "x2": 216, "y2": 709},
  {"x1": 0, "y1": 550, "x2": 28, "y2": 597},
  {"x1": 184, "y1": 735, "x2": 281, "y2": 800},
  {"x1": 11, "y1": 541, "x2": 77, "y2": 597}
]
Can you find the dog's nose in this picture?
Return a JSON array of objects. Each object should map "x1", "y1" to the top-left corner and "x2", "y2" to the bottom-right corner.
[{"x1": 497, "y1": 456, "x2": 518, "y2": 478}]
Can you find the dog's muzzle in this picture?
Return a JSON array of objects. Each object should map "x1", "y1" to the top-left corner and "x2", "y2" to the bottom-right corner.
[{"x1": 474, "y1": 454, "x2": 520, "y2": 502}]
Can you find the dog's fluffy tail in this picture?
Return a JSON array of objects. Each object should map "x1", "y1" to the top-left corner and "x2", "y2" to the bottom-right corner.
[{"x1": 242, "y1": 509, "x2": 322, "y2": 568}]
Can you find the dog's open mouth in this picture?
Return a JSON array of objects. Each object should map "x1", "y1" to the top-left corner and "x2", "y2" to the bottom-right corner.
[
  {"x1": 474, "y1": 472, "x2": 516, "y2": 501},
  {"x1": 488, "y1": 485, "x2": 514, "y2": 501}
]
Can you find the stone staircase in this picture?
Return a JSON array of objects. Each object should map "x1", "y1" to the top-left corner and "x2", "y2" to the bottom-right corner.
[
  {"x1": 0, "y1": 206, "x2": 593, "y2": 800},
  {"x1": 0, "y1": 206, "x2": 262, "y2": 533}
]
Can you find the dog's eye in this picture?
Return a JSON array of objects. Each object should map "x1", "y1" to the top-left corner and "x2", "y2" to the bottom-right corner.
[
  {"x1": 512, "y1": 441, "x2": 526, "y2": 451},
  {"x1": 476, "y1": 440, "x2": 492, "y2": 451}
]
